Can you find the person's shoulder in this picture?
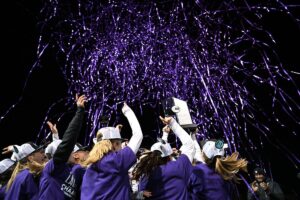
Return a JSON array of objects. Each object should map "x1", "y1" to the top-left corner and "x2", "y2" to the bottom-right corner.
[
  {"x1": 266, "y1": 178, "x2": 276, "y2": 184},
  {"x1": 119, "y1": 146, "x2": 135, "y2": 155},
  {"x1": 18, "y1": 168, "x2": 30, "y2": 177},
  {"x1": 72, "y1": 164, "x2": 86, "y2": 173},
  {"x1": 193, "y1": 162, "x2": 210, "y2": 171},
  {"x1": 18, "y1": 169, "x2": 34, "y2": 182},
  {"x1": 176, "y1": 154, "x2": 191, "y2": 163}
]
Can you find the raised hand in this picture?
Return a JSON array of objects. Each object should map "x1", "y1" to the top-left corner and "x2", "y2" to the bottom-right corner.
[
  {"x1": 143, "y1": 191, "x2": 152, "y2": 198},
  {"x1": 251, "y1": 181, "x2": 259, "y2": 192},
  {"x1": 260, "y1": 182, "x2": 269, "y2": 191},
  {"x1": 2, "y1": 145, "x2": 14, "y2": 155},
  {"x1": 162, "y1": 125, "x2": 171, "y2": 133},
  {"x1": 76, "y1": 94, "x2": 87, "y2": 108},
  {"x1": 159, "y1": 116, "x2": 173, "y2": 125},
  {"x1": 47, "y1": 121, "x2": 58, "y2": 134}
]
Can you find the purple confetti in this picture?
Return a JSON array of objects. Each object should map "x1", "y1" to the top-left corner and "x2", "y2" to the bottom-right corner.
[{"x1": 1, "y1": 0, "x2": 299, "y2": 175}]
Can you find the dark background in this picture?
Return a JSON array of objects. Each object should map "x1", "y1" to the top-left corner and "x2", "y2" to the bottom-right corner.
[{"x1": 0, "y1": 0, "x2": 299, "y2": 199}]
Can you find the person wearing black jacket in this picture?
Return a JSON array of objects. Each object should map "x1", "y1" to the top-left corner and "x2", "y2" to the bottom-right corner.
[
  {"x1": 39, "y1": 94, "x2": 88, "y2": 200},
  {"x1": 248, "y1": 168, "x2": 285, "y2": 200}
]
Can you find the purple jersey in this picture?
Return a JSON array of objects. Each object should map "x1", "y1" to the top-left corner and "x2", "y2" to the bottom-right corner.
[
  {"x1": 5, "y1": 169, "x2": 39, "y2": 200},
  {"x1": 0, "y1": 185, "x2": 6, "y2": 200},
  {"x1": 139, "y1": 154, "x2": 193, "y2": 200},
  {"x1": 81, "y1": 146, "x2": 137, "y2": 200},
  {"x1": 39, "y1": 159, "x2": 86, "y2": 200},
  {"x1": 189, "y1": 162, "x2": 234, "y2": 200}
]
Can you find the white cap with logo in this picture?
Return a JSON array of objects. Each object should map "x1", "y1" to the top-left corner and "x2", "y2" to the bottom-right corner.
[{"x1": 202, "y1": 140, "x2": 228, "y2": 159}]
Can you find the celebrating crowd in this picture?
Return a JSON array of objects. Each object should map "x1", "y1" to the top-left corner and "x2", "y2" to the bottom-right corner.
[{"x1": 0, "y1": 95, "x2": 284, "y2": 200}]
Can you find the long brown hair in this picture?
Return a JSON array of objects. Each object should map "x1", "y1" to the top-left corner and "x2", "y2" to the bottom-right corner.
[
  {"x1": 132, "y1": 150, "x2": 170, "y2": 180},
  {"x1": 204, "y1": 152, "x2": 247, "y2": 182}
]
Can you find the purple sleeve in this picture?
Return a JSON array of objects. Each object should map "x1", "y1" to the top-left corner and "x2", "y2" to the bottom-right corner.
[
  {"x1": 44, "y1": 159, "x2": 65, "y2": 176},
  {"x1": 176, "y1": 154, "x2": 193, "y2": 183},
  {"x1": 116, "y1": 146, "x2": 137, "y2": 172},
  {"x1": 0, "y1": 186, "x2": 6, "y2": 199},
  {"x1": 188, "y1": 168, "x2": 204, "y2": 199}
]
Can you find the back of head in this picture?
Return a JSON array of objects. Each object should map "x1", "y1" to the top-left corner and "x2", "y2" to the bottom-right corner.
[
  {"x1": 203, "y1": 152, "x2": 247, "y2": 182},
  {"x1": 202, "y1": 140, "x2": 247, "y2": 182},
  {"x1": 202, "y1": 140, "x2": 227, "y2": 160},
  {"x1": 82, "y1": 140, "x2": 113, "y2": 167},
  {"x1": 150, "y1": 141, "x2": 173, "y2": 158},
  {"x1": 132, "y1": 150, "x2": 170, "y2": 181},
  {"x1": 6, "y1": 142, "x2": 45, "y2": 191}
]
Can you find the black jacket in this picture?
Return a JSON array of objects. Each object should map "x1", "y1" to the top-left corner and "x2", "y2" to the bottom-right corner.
[
  {"x1": 53, "y1": 107, "x2": 85, "y2": 164},
  {"x1": 247, "y1": 179, "x2": 284, "y2": 200}
]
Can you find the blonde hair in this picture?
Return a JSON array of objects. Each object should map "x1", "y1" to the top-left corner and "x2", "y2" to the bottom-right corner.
[
  {"x1": 6, "y1": 159, "x2": 44, "y2": 191},
  {"x1": 204, "y1": 152, "x2": 247, "y2": 182},
  {"x1": 82, "y1": 140, "x2": 113, "y2": 167}
]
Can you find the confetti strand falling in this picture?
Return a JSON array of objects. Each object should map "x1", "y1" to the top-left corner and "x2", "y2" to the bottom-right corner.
[{"x1": 1, "y1": 0, "x2": 299, "y2": 174}]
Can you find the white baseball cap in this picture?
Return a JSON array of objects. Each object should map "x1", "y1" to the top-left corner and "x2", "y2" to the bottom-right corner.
[
  {"x1": 98, "y1": 127, "x2": 124, "y2": 141},
  {"x1": 93, "y1": 130, "x2": 103, "y2": 144},
  {"x1": 9, "y1": 145, "x2": 21, "y2": 161},
  {"x1": 45, "y1": 140, "x2": 87, "y2": 157},
  {"x1": 45, "y1": 140, "x2": 62, "y2": 157},
  {"x1": 0, "y1": 159, "x2": 15, "y2": 174},
  {"x1": 202, "y1": 140, "x2": 228, "y2": 159},
  {"x1": 150, "y1": 140, "x2": 173, "y2": 158},
  {"x1": 13, "y1": 142, "x2": 43, "y2": 161}
]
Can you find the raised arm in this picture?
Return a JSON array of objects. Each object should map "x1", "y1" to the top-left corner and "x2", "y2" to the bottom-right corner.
[
  {"x1": 160, "y1": 116, "x2": 195, "y2": 163},
  {"x1": 162, "y1": 126, "x2": 170, "y2": 143},
  {"x1": 53, "y1": 95, "x2": 86, "y2": 164},
  {"x1": 47, "y1": 121, "x2": 60, "y2": 141},
  {"x1": 122, "y1": 103, "x2": 143, "y2": 154},
  {"x1": 191, "y1": 132, "x2": 204, "y2": 163}
]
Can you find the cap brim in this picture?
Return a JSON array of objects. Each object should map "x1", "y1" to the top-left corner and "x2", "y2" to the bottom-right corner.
[
  {"x1": 74, "y1": 146, "x2": 89, "y2": 152},
  {"x1": 31, "y1": 145, "x2": 45, "y2": 155}
]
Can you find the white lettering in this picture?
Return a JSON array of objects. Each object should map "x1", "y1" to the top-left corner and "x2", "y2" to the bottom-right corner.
[{"x1": 61, "y1": 174, "x2": 77, "y2": 199}]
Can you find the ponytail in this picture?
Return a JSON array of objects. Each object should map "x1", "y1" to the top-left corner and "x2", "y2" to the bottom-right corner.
[
  {"x1": 83, "y1": 140, "x2": 113, "y2": 167},
  {"x1": 204, "y1": 152, "x2": 247, "y2": 182},
  {"x1": 132, "y1": 150, "x2": 170, "y2": 181}
]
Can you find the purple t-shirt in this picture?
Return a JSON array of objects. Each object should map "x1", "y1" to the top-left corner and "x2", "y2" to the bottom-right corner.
[
  {"x1": 81, "y1": 146, "x2": 137, "y2": 200},
  {"x1": 188, "y1": 163, "x2": 234, "y2": 200},
  {"x1": 39, "y1": 159, "x2": 86, "y2": 200},
  {"x1": 0, "y1": 185, "x2": 6, "y2": 200},
  {"x1": 5, "y1": 169, "x2": 39, "y2": 200},
  {"x1": 139, "y1": 154, "x2": 193, "y2": 200}
]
